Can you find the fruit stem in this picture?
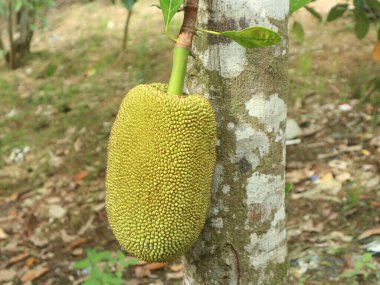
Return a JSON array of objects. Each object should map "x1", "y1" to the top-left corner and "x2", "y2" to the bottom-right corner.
[
  {"x1": 168, "y1": 47, "x2": 189, "y2": 96},
  {"x1": 167, "y1": 0, "x2": 199, "y2": 96},
  {"x1": 195, "y1": 27, "x2": 221, "y2": 36}
]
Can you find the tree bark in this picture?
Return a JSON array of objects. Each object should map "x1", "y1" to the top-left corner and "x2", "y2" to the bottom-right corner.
[
  {"x1": 7, "y1": 0, "x2": 15, "y2": 69},
  {"x1": 183, "y1": 0, "x2": 289, "y2": 284},
  {"x1": 4, "y1": 3, "x2": 35, "y2": 69},
  {"x1": 0, "y1": 23, "x2": 5, "y2": 53},
  {"x1": 18, "y1": 7, "x2": 35, "y2": 55}
]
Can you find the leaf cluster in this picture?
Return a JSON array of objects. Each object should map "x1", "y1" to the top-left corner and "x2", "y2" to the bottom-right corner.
[
  {"x1": 290, "y1": 0, "x2": 380, "y2": 41},
  {"x1": 73, "y1": 248, "x2": 140, "y2": 285},
  {"x1": 0, "y1": 0, "x2": 53, "y2": 14},
  {"x1": 342, "y1": 253, "x2": 380, "y2": 283},
  {"x1": 290, "y1": 0, "x2": 313, "y2": 15},
  {"x1": 326, "y1": 0, "x2": 379, "y2": 39}
]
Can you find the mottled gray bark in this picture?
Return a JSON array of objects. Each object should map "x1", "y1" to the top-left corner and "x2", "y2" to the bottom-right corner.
[{"x1": 183, "y1": 0, "x2": 289, "y2": 284}]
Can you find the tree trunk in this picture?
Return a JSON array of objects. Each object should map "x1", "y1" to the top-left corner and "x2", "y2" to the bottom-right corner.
[
  {"x1": 17, "y1": 7, "x2": 35, "y2": 55},
  {"x1": 7, "y1": 0, "x2": 16, "y2": 69},
  {"x1": 0, "y1": 23, "x2": 5, "y2": 54},
  {"x1": 5, "y1": 3, "x2": 35, "y2": 69},
  {"x1": 122, "y1": 10, "x2": 132, "y2": 50},
  {"x1": 183, "y1": 0, "x2": 289, "y2": 284}
]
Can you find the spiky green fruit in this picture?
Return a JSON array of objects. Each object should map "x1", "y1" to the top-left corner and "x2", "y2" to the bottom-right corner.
[{"x1": 106, "y1": 83, "x2": 216, "y2": 262}]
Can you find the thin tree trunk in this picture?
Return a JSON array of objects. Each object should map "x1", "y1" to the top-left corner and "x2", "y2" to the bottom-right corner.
[
  {"x1": 4, "y1": 4, "x2": 35, "y2": 69},
  {"x1": 7, "y1": 0, "x2": 15, "y2": 69},
  {"x1": 0, "y1": 24, "x2": 5, "y2": 52},
  {"x1": 122, "y1": 10, "x2": 132, "y2": 50},
  {"x1": 183, "y1": 0, "x2": 289, "y2": 284},
  {"x1": 18, "y1": 7, "x2": 35, "y2": 54}
]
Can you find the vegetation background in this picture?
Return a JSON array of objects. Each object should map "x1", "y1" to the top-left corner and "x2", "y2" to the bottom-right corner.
[{"x1": 0, "y1": 0, "x2": 379, "y2": 284}]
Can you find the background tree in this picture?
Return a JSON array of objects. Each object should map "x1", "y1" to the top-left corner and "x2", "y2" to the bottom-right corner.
[
  {"x1": 0, "y1": 0, "x2": 52, "y2": 69},
  {"x1": 110, "y1": 0, "x2": 137, "y2": 50},
  {"x1": 182, "y1": 0, "x2": 289, "y2": 284}
]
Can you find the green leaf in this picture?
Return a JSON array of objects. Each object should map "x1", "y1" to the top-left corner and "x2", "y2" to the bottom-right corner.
[
  {"x1": 116, "y1": 251, "x2": 126, "y2": 261},
  {"x1": 121, "y1": 258, "x2": 140, "y2": 268},
  {"x1": 116, "y1": 250, "x2": 139, "y2": 268},
  {"x1": 364, "y1": 271, "x2": 370, "y2": 280},
  {"x1": 342, "y1": 269, "x2": 359, "y2": 278},
  {"x1": 326, "y1": 4, "x2": 349, "y2": 22},
  {"x1": 91, "y1": 267, "x2": 102, "y2": 279},
  {"x1": 354, "y1": 0, "x2": 364, "y2": 9},
  {"x1": 86, "y1": 249, "x2": 97, "y2": 263},
  {"x1": 285, "y1": 182, "x2": 293, "y2": 194},
  {"x1": 366, "y1": 0, "x2": 380, "y2": 11},
  {"x1": 85, "y1": 248, "x2": 97, "y2": 256},
  {"x1": 115, "y1": 271, "x2": 122, "y2": 279},
  {"x1": 365, "y1": 262, "x2": 377, "y2": 270},
  {"x1": 0, "y1": 5, "x2": 5, "y2": 15},
  {"x1": 220, "y1": 27, "x2": 281, "y2": 48},
  {"x1": 291, "y1": 21, "x2": 305, "y2": 43},
  {"x1": 123, "y1": 0, "x2": 136, "y2": 11},
  {"x1": 290, "y1": 0, "x2": 312, "y2": 15},
  {"x1": 100, "y1": 272, "x2": 112, "y2": 283},
  {"x1": 304, "y1": 5, "x2": 322, "y2": 21},
  {"x1": 108, "y1": 257, "x2": 117, "y2": 265},
  {"x1": 354, "y1": 260, "x2": 364, "y2": 270},
  {"x1": 24, "y1": 0, "x2": 34, "y2": 10},
  {"x1": 159, "y1": 0, "x2": 184, "y2": 31},
  {"x1": 93, "y1": 251, "x2": 112, "y2": 263},
  {"x1": 13, "y1": 0, "x2": 24, "y2": 12},
  {"x1": 354, "y1": 9, "x2": 370, "y2": 39},
  {"x1": 362, "y1": 252, "x2": 372, "y2": 262},
  {"x1": 84, "y1": 278, "x2": 101, "y2": 285},
  {"x1": 73, "y1": 259, "x2": 90, "y2": 269},
  {"x1": 109, "y1": 277, "x2": 123, "y2": 285},
  {"x1": 86, "y1": 249, "x2": 111, "y2": 264}
]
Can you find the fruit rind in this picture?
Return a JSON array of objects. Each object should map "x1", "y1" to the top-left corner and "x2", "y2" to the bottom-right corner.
[{"x1": 106, "y1": 83, "x2": 216, "y2": 262}]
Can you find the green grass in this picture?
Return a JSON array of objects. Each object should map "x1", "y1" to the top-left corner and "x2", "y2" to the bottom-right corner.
[
  {"x1": 289, "y1": 47, "x2": 379, "y2": 107},
  {"x1": 349, "y1": 65, "x2": 380, "y2": 104},
  {"x1": 289, "y1": 49, "x2": 329, "y2": 108},
  {"x1": 288, "y1": 21, "x2": 380, "y2": 109},
  {"x1": 0, "y1": 16, "x2": 172, "y2": 180}
]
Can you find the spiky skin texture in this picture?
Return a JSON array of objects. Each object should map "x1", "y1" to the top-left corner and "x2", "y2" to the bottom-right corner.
[{"x1": 106, "y1": 83, "x2": 216, "y2": 262}]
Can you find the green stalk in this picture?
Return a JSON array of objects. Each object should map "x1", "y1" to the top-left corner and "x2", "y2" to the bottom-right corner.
[
  {"x1": 166, "y1": 0, "x2": 198, "y2": 96},
  {"x1": 196, "y1": 27, "x2": 221, "y2": 36},
  {"x1": 167, "y1": 47, "x2": 189, "y2": 96}
]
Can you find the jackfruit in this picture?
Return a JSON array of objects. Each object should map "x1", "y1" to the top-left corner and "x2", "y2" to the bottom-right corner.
[{"x1": 106, "y1": 83, "x2": 216, "y2": 262}]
